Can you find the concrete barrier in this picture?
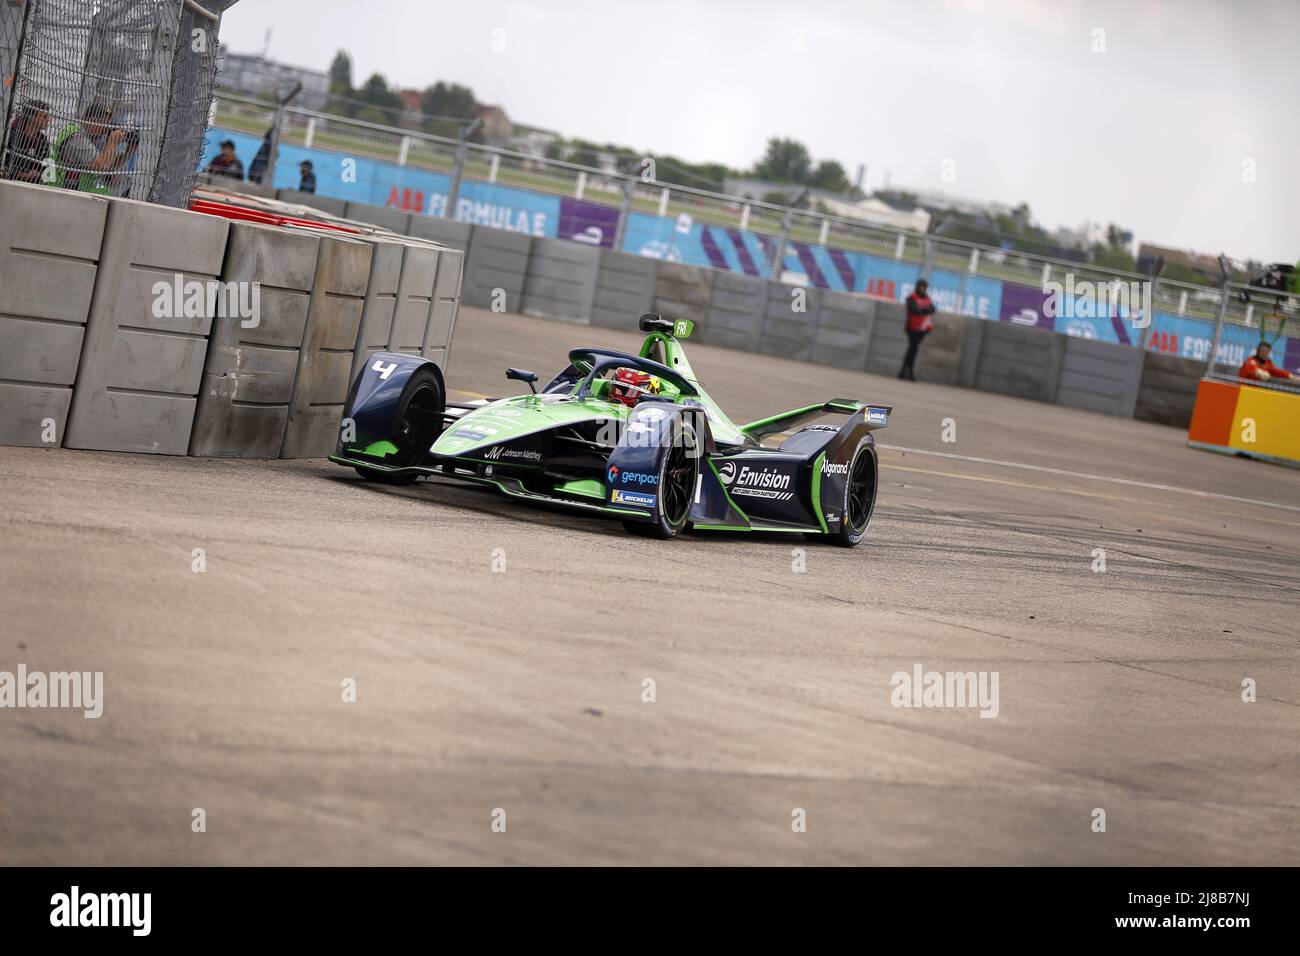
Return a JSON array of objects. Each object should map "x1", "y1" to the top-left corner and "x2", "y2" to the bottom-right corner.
[
  {"x1": 277, "y1": 189, "x2": 348, "y2": 217},
  {"x1": 356, "y1": 238, "x2": 462, "y2": 373},
  {"x1": 407, "y1": 215, "x2": 472, "y2": 253},
  {"x1": 384, "y1": 245, "x2": 441, "y2": 358},
  {"x1": 521, "y1": 238, "x2": 600, "y2": 324},
  {"x1": 699, "y1": 271, "x2": 765, "y2": 352},
  {"x1": 389, "y1": 242, "x2": 461, "y2": 362},
  {"x1": 813, "y1": 291, "x2": 875, "y2": 369},
  {"x1": 0, "y1": 182, "x2": 108, "y2": 447},
  {"x1": 868, "y1": 303, "x2": 966, "y2": 383},
  {"x1": 188, "y1": 222, "x2": 319, "y2": 458},
  {"x1": 65, "y1": 199, "x2": 230, "y2": 454},
  {"x1": 1055, "y1": 336, "x2": 1143, "y2": 417},
  {"x1": 282, "y1": 235, "x2": 374, "y2": 458},
  {"x1": 349, "y1": 238, "x2": 405, "y2": 383},
  {"x1": 427, "y1": 246, "x2": 464, "y2": 371},
  {"x1": 197, "y1": 174, "x2": 277, "y2": 200},
  {"x1": 344, "y1": 201, "x2": 411, "y2": 234},
  {"x1": 961, "y1": 320, "x2": 1065, "y2": 403},
  {"x1": 654, "y1": 261, "x2": 713, "y2": 328},
  {"x1": 462, "y1": 228, "x2": 531, "y2": 311},
  {"x1": 865, "y1": 302, "x2": 906, "y2": 378},
  {"x1": 759, "y1": 280, "x2": 820, "y2": 362},
  {"x1": 1135, "y1": 351, "x2": 1203, "y2": 428},
  {"x1": 915, "y1": 311, "x2": 967, "y2": 386},
  {"x1": 591, "y1": 251, "x2": 656, "y2": 330}
]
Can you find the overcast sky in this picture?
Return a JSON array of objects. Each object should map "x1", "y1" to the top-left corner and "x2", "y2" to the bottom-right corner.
[{"x1": 221, "y1": 0, "x2": 1298, "y2": 264}]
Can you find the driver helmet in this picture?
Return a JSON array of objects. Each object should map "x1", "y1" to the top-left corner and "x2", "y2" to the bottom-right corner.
[{"x1": 608, "y1": 367, "x2": 660, "y2": 408}]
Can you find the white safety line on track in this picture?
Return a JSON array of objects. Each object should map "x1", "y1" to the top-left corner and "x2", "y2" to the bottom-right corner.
[{"x1": 878, "y1": 444, "x2": 1300, "y2": 515}]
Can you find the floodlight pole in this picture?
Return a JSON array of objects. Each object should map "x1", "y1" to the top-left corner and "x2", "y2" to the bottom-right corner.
[
  {"x1": 262, "y1": 81, "x2": 301, "y2": 189},
  {"x1": 1205, "y1": 254, "x2": 1233, "y2": 377},
  {"x1": 444, "y1": 115, "x2": 484, "y2": 219}
]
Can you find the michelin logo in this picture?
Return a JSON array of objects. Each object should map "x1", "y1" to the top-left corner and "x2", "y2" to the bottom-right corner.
[{"x1": 612, "y1": 489, "x2": 656, "y2": 508}]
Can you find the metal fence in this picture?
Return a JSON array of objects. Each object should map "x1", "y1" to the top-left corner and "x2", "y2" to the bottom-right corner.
[
  {"x1": 1, "y1": 0, "x2": 234, "y2": 207},
  {"x1": 207, "y1": 89, "x2": 1296, "y2": 367}
]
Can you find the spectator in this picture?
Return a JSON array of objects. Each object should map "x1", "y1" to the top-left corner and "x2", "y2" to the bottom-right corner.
[
  {"x1": 247, "y1": 129, "x2": 273, "y2": 184},
  {"x1": 1237, "y1": 342, "x2": 1293, "y2": 384},
  {"x1": 109, "y1": 130, "x2": 140, "y2": 199},
  {"x1": 205, "y1": 139, "x2": 244, "y2": 181},
  {"x1": 898, "y1": 279, "x2": 936, "y2": 381},
  {"x1": 298, "y1": 159, "x2": 316, "y2": 194},
  {"x1": 3, "y1": 100, "x2": 51, "y2": 183},
  {"x1": 51, "y1": 101, "x2": 125, "y2": 194}
]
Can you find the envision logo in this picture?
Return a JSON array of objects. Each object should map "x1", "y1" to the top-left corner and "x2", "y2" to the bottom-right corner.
[
  {"x1": 50, "y1": 886, "x2": 151, "y2": 936},
  {"x1": 735, "y1": 465, "x2": 790, "y2": 490},
  {"x1": 1044, "y1": 274, "x2": 1151, "y2": 328}
]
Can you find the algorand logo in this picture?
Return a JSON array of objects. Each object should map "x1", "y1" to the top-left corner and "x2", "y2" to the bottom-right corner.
[
  {"x1": 1044, "y1": 273, "x2": 1150, "y2": 328},
  {"x1": 821, "y1": 460, "x2": 849, "y2": 477}
]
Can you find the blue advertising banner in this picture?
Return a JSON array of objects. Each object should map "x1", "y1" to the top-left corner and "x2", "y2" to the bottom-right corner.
[{"x1": 557, "y1": 197, "x2": 620, "y2": 249}]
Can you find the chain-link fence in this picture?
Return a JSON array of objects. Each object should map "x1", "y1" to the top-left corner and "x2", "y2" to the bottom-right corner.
[{"x1": 1, "y1": 0, "x2": 234, "y2": 206}]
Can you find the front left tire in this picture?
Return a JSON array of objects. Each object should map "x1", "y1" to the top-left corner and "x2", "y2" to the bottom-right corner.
[
  {"x1": 622, "y1": 419, "x2": 699, "y2": 540},
  {"x1": 354, "y1": 365, "x2": 444, "y2": 485}
]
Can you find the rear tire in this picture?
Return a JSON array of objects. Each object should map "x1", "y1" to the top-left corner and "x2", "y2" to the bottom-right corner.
[
  {"x1": 830, "y1": 439, "x2": 877, "y2": 548},
  {"x1": 352, "y1": 365, "x2": 444, "y2": 485}
]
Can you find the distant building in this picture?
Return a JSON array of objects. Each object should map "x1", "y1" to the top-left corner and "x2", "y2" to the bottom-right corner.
[
  {"x1": 398, "y1": 88, "x2": 423, "y2": 114},
  {"x1": 217, "y1": 51, "x2": 330, "y2": 109},
  {"x1": 1054, "y1": 220, "x2": 1110, "y2": 252},
  {"x1": 507, "y1": 123, "x2": 561, "y2": 160},
  {"x1": 1137, "y1": 243, "x2": 1223, "y2": 281},
  {"x1": 887, "y1": 186, "x2": 1017, "y2": 221},
  {"x1": 722, "y1": 177, "x2": 930, "y2": 232},
  {"x1": 475, "y1": 104, "x2": 513, "y2": 146}
]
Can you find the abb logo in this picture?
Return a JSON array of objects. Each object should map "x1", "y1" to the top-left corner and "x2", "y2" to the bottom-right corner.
[
  {"x1": 866, "y1": 278, "x2": 896, "y2": 299},
  {"x1": 387, "y1": 186, "x2": 425, "y2": 212}
]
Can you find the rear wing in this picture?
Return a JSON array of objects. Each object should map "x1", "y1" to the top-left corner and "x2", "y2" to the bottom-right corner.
[{"x1": 741, "y1": 399, "x2": 891, "y2": 441}]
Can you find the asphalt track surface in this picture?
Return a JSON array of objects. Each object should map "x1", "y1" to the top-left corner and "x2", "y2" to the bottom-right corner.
[{"x1": 3, "y1": 306, "x2": 1298, "y2": 865}]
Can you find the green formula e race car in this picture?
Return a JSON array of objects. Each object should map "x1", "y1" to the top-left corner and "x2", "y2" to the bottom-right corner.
[{"x1": 330, "y1": 314, "x2": 888, "y2": 546}]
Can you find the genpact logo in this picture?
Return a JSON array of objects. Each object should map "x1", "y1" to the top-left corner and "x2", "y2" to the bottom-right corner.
[
  {"x1": 607, "y1": 464, "x2": 619, "y2": 484},
  {"x1": 620, "y1": 470, "x2": 658, "y2": 486}
]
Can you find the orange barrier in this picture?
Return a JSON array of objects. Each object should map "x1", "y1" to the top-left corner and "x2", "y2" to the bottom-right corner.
[{"x1": 1187, "y1": 378, "x2": 1300, "y2": 467}]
